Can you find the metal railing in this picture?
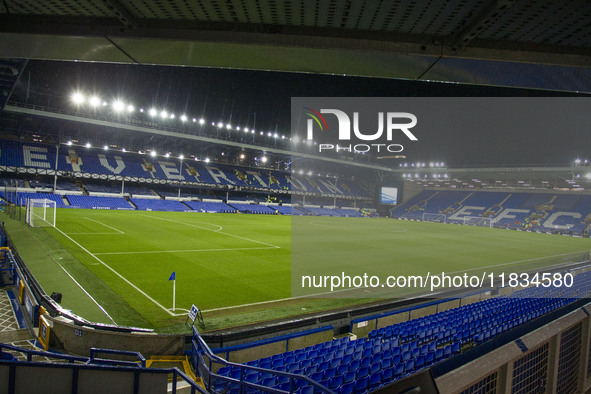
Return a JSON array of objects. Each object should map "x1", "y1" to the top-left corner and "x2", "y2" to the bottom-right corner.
[
  {"x1": 191, "y1": 327, "x2": 335, "y2": 394},
  {"x1": 0, "y1": 343, "x2": 207, "y2": 394}
]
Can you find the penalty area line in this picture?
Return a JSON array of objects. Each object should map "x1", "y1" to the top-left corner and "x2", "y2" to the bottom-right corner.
[
  {"x1": 140, "y1": 214, "x2": 281, "y2": 249},
  {"x1": 84, "y1": 217, "x2": 125, "y2": 234},
  {"x1": 53, "y1": 226, "x2": 175, "y2": 317},
  {"x1": 94, "y1": 246, "x2": 279, "y2": 255}
]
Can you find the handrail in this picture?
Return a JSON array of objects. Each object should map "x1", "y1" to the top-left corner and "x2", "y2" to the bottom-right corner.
[
  {"x1": 89, "y1": 348, "x2": 146, "y2": 368},
  {"x1": 191, "y1": 327, "x2": 336, "y2": 394}
]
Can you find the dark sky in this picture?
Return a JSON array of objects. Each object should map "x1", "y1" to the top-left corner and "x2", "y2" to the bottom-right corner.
[{"x1": 11, "y1": 60, "x2": 590, "y2": 167}]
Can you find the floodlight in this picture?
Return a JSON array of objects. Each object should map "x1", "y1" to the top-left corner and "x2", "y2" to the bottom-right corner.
[
  {"x1": 112, "y1": 100, "x2": 125, "y2": 112},
  {"x1": 103, "y1": 145, "x2": 108, "y2": 150},
  {"x1": 199, "y1": 118, "x2": 205, "y2": 125},
  {"x1": 274, "y1": 133, "x2": 278, "y2": 138},
  {"x1": 267, "y1": 132, "x2": 272, "y2": 137},
  {"x1": 179, "y1": 154, "x2": 184, "y2": 160},
  {"x1": 67, "y1": 141, "x2": 72, "y2": 146},
  {"x1": 149, "y1": 108, "x2": 157, "y2": 117},
  {"x1": 71, "y1": 92, "x2": 84, "y2": 105},
  {"x1": 164, "y1": 153, "x2": 170, "y2": 158},
  {"x1": 298, "y1": 170, "x2": 304, "y2": 174},
  {"x1": 150, "y1": 150, "x2": 157, "y2": 157},
  {"x1": 261, "y1": 156, "x2": 268, "y2": 163},
  {"x1": 122, "y1": 148, "x2": 126, "y2": 152},
  {"x1": 240, "y1": 154, "x2": 245, "y2": 159},
  {"x1": 169, "y1": 113, "x2": 175, "y2": 119},
  {"x1": 244, "y1": 127, "x2": 249, "y2": 132},
  {"x1": 127, "y1": 104, "x2": 134, "y2": 112},
  {"x1": 281, "y1": 135, "x2": 285, "y2": 139},
  {"x1": 251, "y1": 130, "x2": 254, "y2": 134},
  {"x1": 160, "y1": 110, "x2": 168, "y2": 119},
  {"x1": 308, "y1": 171, "x2": 313, "y2": 176},
  {"x1": 85, "y1": 142, "x2": 91, "y2": 148},
  {"x1": 586, "y1": 173, "x2": 591, "y2": 179},
  {"x1": 260, "y1": 131, "x2": 264, "y2": 135},
  {"x1": 181, "y1": 115, "x2": 187, "y2": 122},
  {"x1": 226, "y1": 124, "x2": 232, "y2": 129},
  {"x1": 236, "y1": 126, "x2": 240, "y2": 131},
  {"x1": 217, "y1": 122, "x2": 224, "y2": 128},
  {"x1": 429, "y1": 162, "x2": 434, "y2": 167},
  {"x1": 139, "y1": 108, "x2": 144, "y2": 113},
  {"x1": 204, "y1": 158, "x2": 210, "y2": 163},
  {"x1": 88, "y1": 96, "x2": 100, "y2": 107},
  {"x1": 102, "y1": 101, "x2": 108, "y2": 107},
  {"x1": 192, "y1": 118, "x2": 196, "y2": 123}
]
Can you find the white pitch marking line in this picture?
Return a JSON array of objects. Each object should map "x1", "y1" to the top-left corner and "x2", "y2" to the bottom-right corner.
[
  {"x1": 53, "y1": 226, "x2": 175, "y2": 317},
  {"x1": 140, "y1": 214, "x2": 281, "y2": 249},
  {"x1": 83, "y1": 217, "x2": 125, "y2": 234},
  {"x1": 94, "y1": 246, "x2": 278, "y2": 256},
  {"x1": 65, "y1": 233, "x2": 125, "y2": 235}
]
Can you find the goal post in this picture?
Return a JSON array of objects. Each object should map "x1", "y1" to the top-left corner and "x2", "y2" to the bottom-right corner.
[
  {"x1": 422, "y1": 213, "x2": 447, "y2": 223},
  {"x1": 26, "y1": 199, "x2": 56, "y2": 228},
  {"x1": 462, "y1": 216, "x2": 495, "y2": 228}
]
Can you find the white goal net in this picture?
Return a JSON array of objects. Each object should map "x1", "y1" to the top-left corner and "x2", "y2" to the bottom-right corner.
[
  {"x1": 422, "y1": 213, "x2": 446, "y2": 223},
  {"x1": 462, "y1": 216, "x2": 495, "y2": 228},
  {"x1": 26, "y1": 199, "x2": 56, "y2": 228}
]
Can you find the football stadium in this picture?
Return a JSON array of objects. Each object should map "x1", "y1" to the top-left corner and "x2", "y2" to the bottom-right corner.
[{"x1": 2, "y1": 2, "x2": 591, "y2": 394}]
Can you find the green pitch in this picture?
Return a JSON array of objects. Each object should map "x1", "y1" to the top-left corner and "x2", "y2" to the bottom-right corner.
[{"x1": 3, "y1": 209, "x2": 590, "y2": 332}]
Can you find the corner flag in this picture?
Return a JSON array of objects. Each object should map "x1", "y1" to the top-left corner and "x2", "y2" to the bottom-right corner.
[{"x1": 169, "y1": 272, "x2": 176, "y2": 312}]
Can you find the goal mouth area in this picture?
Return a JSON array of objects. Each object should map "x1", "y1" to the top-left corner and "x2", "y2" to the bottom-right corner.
[
  {"x1": 422, "y1": 213, "x2": 447, "y2": 223},
  {"x1": 26, "y1": 198, "x2": 57, "y2": 228}
]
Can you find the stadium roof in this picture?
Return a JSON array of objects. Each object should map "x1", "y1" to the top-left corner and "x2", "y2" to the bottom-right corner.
[{"x1": 0, "y1": 0, "x2": 590, "y2": 93}]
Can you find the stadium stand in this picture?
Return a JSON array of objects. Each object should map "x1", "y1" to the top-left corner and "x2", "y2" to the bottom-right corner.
[
  {"x1": 229, "y1": 203, "x2": 277, "y2": 214},
  {"x1": 0, "y1": 139, "x2": 371, "y2": 199},
  {"x1": 132, "y1": 198, "x2": 190, "y2": 211},
  {"x1": 392, "y1": 189, "x2": 591, "y2": 236},
  {"x1": 213, "y1": 272, "x2": 591, "y2": 392},
  {"x1": 184, "y1": 201, "x2": 236, "y2": 213},
  {"x1": 66, "y1": 195, "x2": 133, "y2": 210}
]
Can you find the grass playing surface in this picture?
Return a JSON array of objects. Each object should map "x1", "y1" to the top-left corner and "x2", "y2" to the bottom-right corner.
[{"x1": 3, "y1": 209, "x2": 590, "y2": 332}]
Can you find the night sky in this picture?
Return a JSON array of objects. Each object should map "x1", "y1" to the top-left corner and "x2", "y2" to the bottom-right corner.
[{"x1": 10, "y1": 60, "x2": 591, "y2": 167}]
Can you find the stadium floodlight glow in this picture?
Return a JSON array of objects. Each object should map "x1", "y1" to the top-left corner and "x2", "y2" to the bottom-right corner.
[
  {"x1": 240, "y1": 153, "x2": 245, "y2": 159},
  {"x1": 251, "y1": 130, "x2": 255, "y2": 134},
  {"x1": 204, "y1": 158, "x2": 210, "y2": 163},
  {"x1": 71, "y1": 92, "x2": 85, "y2": 105},
  {"x1": 429, "y1": 162, "x2": 434, "y2": 167},
  {"x1": 149, "y1": 108, "x2": 157, "y2": 117},
  {"x1": 139, "y1": 108, "x2": 144, "y2": 113},
  {"x1": 88, "y1": 96, "x2": 100, "y2": 107},
  {"x1": 179, "y1": 154, "x2": 184, "y2": 160},
  {"x1": 112, "y1": 100, "x2": 125, "y2": 112},
  {"x1": 66, "y1": 140, "x2": 72, "y2": 146},
  {"x1": 164, "y1": 153, "x2": 170, "y2": 158},
  {"x1": 281, "y1": 135, "x2": 286, "y2": 139},
  {"x1": 169, "y1": 113, "x2": 175, "y2": 119},
  {"x1": 236, "y1": 126, "x2": 240, "y2": 131},
  {"x1": 160, "y1": 110, "x2": 168, "y2": 119},
  {"x1": 180, "y1": 115, "x2": 187, "y2": 122},
  {"x1": 244, "y1": 127, "x2": 249, "y2": 132},
  {"x1": 198, "y1": 118, "x2": 205, "y2": 125},
  {"x1": 103, "y1": 145, "x2": 108, "y2": 151},
  {"x1": 308, "y1": 171, "x2": 313, "y2": 176},
  {"x1": 267, "y1": 132, "x2": 272, "y2": 137},
  {"x1": 217, "y1": 122, "x2": 223, "y2": 128},
  {"x1": 274, "y1": 133, "x2": 278, "y2": 138},
  {"x1": 298, "y1": 170, "x2": 304, "y2": 175},
  {"x1": 126, "y1": 104, "x2": 134, "y2": 112},
  {"x1": 192, "y1": 118, "x2": 196, "y2": 123},
  {"x1": 226, "y1": 123, "x2": 232, "y2": 129},
  {"x1": 575, "y1": 158, "x2": 582, "y2": 164},
  {"x1": 261, "y1": 156, "x2": 268, "y2": 163},
  {"x1": 586, "y1": 173, "x2": 591, "y2": 179},
  {"x1": 102, "y1": 101, "x2": 108, "y2": 107},
  {"x1": 122, "y1": 148, "x2": 126, "y2": 152},
  {"x1": 85, "y1": 142, "x2": 91, "y2": 148},
  {"x1": 150, "y1": 150, "x2": 157, "y2": 157}
]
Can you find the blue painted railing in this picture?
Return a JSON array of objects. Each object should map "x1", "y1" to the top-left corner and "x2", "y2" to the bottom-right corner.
[
  {"x1": 192, "y1": 327, "x2": 335, "y2": 394},
  {"x1": 0, "y1": 343, "x2": 206, "y2": 394}
]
